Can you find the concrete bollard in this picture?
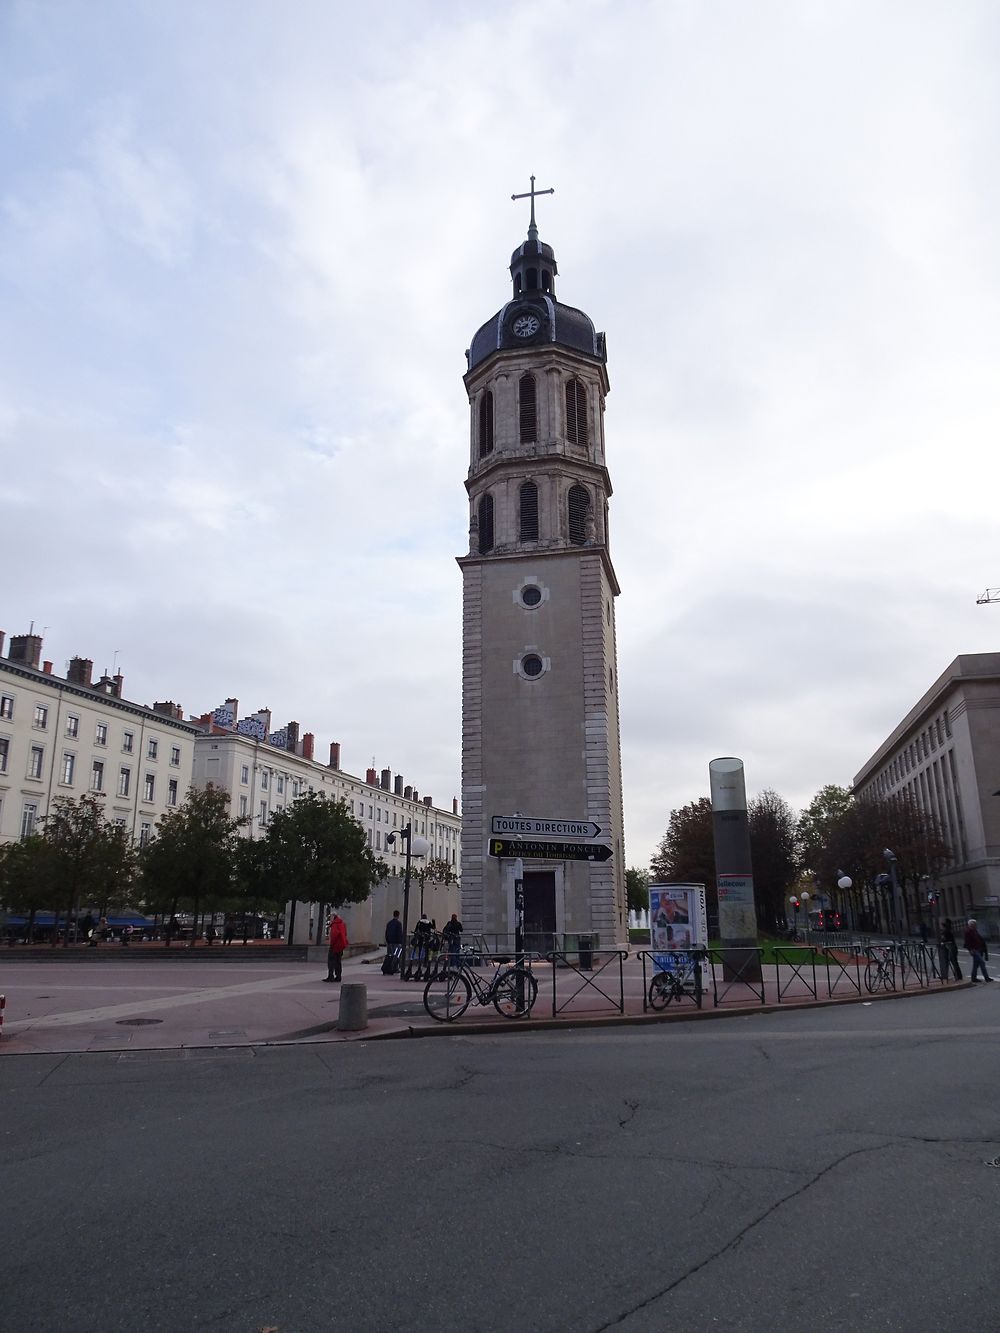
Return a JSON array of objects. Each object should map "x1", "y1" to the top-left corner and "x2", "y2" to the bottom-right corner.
[{"x1": 337, "y1": 983, "x2": 368, "y2": 1032}]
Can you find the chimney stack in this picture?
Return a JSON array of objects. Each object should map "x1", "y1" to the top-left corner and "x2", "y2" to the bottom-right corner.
[
  {"x1": 9, "y1": 634, "x2": 42, "y2": 669},
  {"x1": 0, "y1": 632, "x2": 5, "y2": 656},
  {"x1": 423, "y1": 796, "x2": 433, "y2": 807},
  {"x1": 66, "y1": 656, "x2": 93, "y2": 687},
  {"x1": 302, "y1": 732, "x2": 315, "y2": 761},
  {"x1": 43, "y1": 661, "x2": 53, "y2": 674},
  {"x1": 286, "y1": 721, "x2": 300, "y2": 753},
  {"x1": 112, "y1": 672, "x2": 124, "y2": 697},
  {"x1": 453, "y1": 797, "x2": 459, "y2": 815},
  {"x1": 394, "y1": 775, "x2": 403, "y2": 796},
  {"x1": 404, "y1": 785, "x2": 413, "y2": 801},
  {"x1": 380, "y1": 767, "x2": 391, "y2": 791},
  {"x1": 366, "y1": 767, "x2": 377, "y2": 785},
  {"x1": 329, "y1": 741, "x2": 341, "y2": 770}
]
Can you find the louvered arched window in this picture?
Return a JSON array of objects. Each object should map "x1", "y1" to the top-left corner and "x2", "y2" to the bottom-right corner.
[
  {"x1": 568, "y1": 484, "x2": 589, "y2": 546},
  {"x1": 519, "y1": 481, "x2": 539, "y2": 542},
  {"x1": 478, "y1": 493, "x2": 495, "y2": 554},
  {"x1": 519, "y1": 374, "x2": 537, "y2": 444},
  {"x1": 479, "y1": 391, "x2": 494, "y2": 457},
  {"x1": 565, "y1": 378, "x2": 588, "y2": 447}
]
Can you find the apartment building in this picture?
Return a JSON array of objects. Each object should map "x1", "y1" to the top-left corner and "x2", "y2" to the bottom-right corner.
[{"x1": 0, "y1": 631, "x2": 199, "y2": 846}]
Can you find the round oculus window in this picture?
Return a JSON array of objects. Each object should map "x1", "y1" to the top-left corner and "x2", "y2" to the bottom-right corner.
[
  {"x1": 521, "y1": 585, "x2": 542, "y2": 607},
  {"x1": 521, "y1": 654, "x2": 544, "y2": 678}
]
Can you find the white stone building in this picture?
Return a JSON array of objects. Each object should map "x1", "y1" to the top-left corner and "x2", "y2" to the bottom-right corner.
[
  {"x1": 0, "y1": 631, "x2": 198, "y2": 846},
  {"x1": 853, "y1": 653, "x2": 1000, "y2": 929}
]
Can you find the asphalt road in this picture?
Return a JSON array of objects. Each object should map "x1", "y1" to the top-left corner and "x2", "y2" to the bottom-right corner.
[{"x1": 3, "y1": 987, "x2": 999, "y2": 1332}]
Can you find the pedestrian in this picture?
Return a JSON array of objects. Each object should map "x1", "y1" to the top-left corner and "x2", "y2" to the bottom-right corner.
[
  {"x1": 939, "y1": 918, "x2": 962, "y2": 982},
  {"x1": 442, "y1": 912, "x2": 463, "y2": 965},
  {"x1": 963, "y1": 918, "x2": 992, "y2": 983},
  {"x1": 121, "y1": 923, "x2": 133, "y2": 947},
  {"x1": 382, "y1": 909, "x2": 403, "y2": 975},
  {"x1": 325, "y1": 913, "x2": 348, "y2": 982},
  {"x1": 223, "y1": 916, "x2": 235, "y2": 946},
  {"x1": 919, "y1": 920, "x2": 930, "y2": 946},
  {"x1": 204, "y1": 923, "x2": 217, "y2": 946}
]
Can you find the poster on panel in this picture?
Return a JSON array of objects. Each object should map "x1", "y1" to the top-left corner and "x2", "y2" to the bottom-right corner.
[{"x1": 649, "y1": 883, "x2": 707, "y2": 974}]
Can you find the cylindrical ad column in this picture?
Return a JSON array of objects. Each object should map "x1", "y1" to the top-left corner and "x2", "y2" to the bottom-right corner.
[{"x1": 709, "y1": 757, "x2": 761, "y2": 982}]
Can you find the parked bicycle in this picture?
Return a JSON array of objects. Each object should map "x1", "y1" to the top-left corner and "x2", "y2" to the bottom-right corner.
[
  {"x1": 647, "y1": 953, "x2": 701, "y2": 1010},
  {"x1": 423, "y1": 956, "x2": 538, "y2": 1022},
  {"x1": 865, "y1": 945, "x2": 896, "y2": 993}
]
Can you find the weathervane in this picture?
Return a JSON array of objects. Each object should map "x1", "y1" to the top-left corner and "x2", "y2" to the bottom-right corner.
[{"x1": 511, "y1": 175, "x2": 554, "y2": 239}]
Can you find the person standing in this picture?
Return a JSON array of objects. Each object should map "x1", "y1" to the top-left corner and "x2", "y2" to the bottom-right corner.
[
  {"x1": 963, "y1": 918, "x2": 992, "y2": 983},
  {"x1": 383, "y1": 910, "x2": 403, "y2": 975},
  {"x1": 325, "y1": 913, "x2": 348, "y2": 982},
  {"x1": 442, "y1": 913, "x2": 463, "y2": 965},
  {"x1": 939, "y1": 918, "x2": 962, "y2": 982}
]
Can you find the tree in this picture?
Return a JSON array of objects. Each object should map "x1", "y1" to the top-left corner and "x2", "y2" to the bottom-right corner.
[
  {"x1": 625, "y1": 866, "x2": 649, "y2": 914},
  {"x1": 650, "y1": 797, "x2": 716, "y2": 913},
  {"x1": 748, "y1": 790, "x2": 799, "y2": 931},
  {"x1": 41, "y1": 795, "x2": 135, "y2": 946},
  {"x1": 140, "y1": 785, "x2": 243, "y2": 940},
  {"x1": 0, "y1": 836, "x2": 55, "y2": 942},
  {"x1": 262, "y1": 790, "x2": 384, "y2": 913}
]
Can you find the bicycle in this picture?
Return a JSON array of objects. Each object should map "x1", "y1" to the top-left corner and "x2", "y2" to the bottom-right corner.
[
  {"x1": 865, "y1": 945, "x2": 896, "y2": 993},
  {"x1": 647, "y1": 953, "x2": 701, "y2": 1010},
  {"x1": 423, "y1": 956, "x2": 538, "y2": 1022}
]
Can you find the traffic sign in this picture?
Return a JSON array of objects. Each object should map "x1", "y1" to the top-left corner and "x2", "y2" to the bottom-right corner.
[
  {"x1": 489, "y1": 839, "x2": 613, "y2": 862},
  {"x1": 490, "y1": 816, "x2": 603, "y2": 839}
]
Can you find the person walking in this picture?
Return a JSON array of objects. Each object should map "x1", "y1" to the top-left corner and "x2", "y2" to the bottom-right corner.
[
  {"x1": 939, "y1": 918, "x2": 962, "y2": 982},
  {"x1": 963, "y1": 918, "x2": 992, "y2": 983},
  {"x1": 325, "y1": 913, "x2": 348, "y2": 982},
  {"x1": 383, "y1": 910, "x2": 403, "y2": 975}
]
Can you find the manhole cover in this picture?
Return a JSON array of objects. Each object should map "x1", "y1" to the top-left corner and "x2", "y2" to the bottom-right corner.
[{"x1": 116, "y1": 1018, "x2": 163, "y2": 1026}]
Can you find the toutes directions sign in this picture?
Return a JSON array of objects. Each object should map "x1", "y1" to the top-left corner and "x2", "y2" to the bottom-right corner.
[{"x1": 490, "y1": 816, "x2": 603, "y2": 839}]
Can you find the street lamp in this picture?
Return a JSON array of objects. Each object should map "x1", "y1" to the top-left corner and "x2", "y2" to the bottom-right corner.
[
  {"x1": 801, "y1": 890, "x2": 811, "y2": 940},
  {"x1": 385, "y1": 822, "x2": 429, "y2": 973},
  {"x1": 837, "y1": 872, "x2": 853, "y2": 933},
  {"x1": 883, "y1": 848, "x2": 902, "y2": 938}
]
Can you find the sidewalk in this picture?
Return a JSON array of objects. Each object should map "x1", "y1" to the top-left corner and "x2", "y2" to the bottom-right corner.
[{"x1": 0, "y1": 948, "x2": 970, "y2": 1055}]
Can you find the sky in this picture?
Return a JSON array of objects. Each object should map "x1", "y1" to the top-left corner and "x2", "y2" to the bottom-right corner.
[{"x1": 2, "y1": 0, "x2": 998, "y2": 870}]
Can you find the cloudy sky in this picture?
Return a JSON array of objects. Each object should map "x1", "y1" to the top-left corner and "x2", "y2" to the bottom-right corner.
[{"x1": 2, "y1": 0, "x2": 998, "y2": 869}]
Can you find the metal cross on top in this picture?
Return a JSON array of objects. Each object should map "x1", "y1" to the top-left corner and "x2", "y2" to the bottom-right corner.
[{"x1": 511, "y1": 175, "x2": 554, "y2": 237}]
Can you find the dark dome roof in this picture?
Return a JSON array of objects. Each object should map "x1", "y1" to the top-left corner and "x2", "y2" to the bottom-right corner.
[
  {"x1": 468, "y1": 297, "x2": 605, "y2": 371},
  {"x1": 510, "y1": 236, "x2": 556, "y2": 266}
]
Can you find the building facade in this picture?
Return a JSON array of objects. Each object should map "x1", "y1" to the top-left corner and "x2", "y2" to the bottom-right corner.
[
  {"x1": 458, "y1": 197, "x2": 627, "y2": 948},
  {"x1": 853, "y1": 653, "x2": 1000, "y2": 928},
  {"x1": 0, "y1": 632, "x2": 198, "y2": 846}
]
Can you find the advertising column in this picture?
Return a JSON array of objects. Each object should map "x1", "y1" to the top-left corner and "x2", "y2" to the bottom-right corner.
[{"x1": 709, "y1": 756, "x2": 761, "y2": 981}]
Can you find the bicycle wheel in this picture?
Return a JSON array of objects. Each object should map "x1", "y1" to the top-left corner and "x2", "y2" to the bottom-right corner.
[
  {"x1": 865, "y1": 963, "x2": 889, "y2": 993},
  {"x1": 648, "y1": 972, "x2": 678, "y2": 1010},
  {"x1": 493, "y1": 967, "x2": 538, "y2": 1018},
  {"x1": 423, "y1": 969, "x2": 471, "y2": 1022}
]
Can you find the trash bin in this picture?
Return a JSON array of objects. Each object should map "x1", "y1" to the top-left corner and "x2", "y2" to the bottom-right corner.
[{"x1": 578, "y1": 934, "x2": 595, "y2": 970}]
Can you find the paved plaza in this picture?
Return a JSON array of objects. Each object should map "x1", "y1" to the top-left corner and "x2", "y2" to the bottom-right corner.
[{"x1": 0, "y1": 945, "x2": 969, "y2": 1055}]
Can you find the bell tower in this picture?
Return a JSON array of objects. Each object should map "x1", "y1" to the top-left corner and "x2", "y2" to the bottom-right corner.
[{"x1": 458, "y1": 180, "x2": 627, "y2": 949}]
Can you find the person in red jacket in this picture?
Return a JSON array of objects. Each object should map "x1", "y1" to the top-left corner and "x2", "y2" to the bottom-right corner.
[{"x1": 325, "y1": 913, "x2": 348, "y2": 982}]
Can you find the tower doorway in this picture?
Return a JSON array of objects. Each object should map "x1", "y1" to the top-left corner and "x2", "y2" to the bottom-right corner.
[{"x1": 524, "y1": 870, "x2": 557, "y2": 954}]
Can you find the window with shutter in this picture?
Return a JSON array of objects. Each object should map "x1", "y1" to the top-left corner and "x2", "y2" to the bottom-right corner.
[
  {"x1": 478, "y1": 493, "x2": 495, "y2": 553},
  {"x1": 519, "y1": 374, "x2": 537, "y2": 443},
  {"x1": 565, "y1": 378, "x2": 588, "y2": 447},
  {"x1": 479, "y1": 390, "x2": 494, "y2": 456},
  {"x1": 519, "y1": 482, "x2": 539, "y2": 541},
  {"x1": 568, "y1": 485, "x2": 589, "y2": 545}
]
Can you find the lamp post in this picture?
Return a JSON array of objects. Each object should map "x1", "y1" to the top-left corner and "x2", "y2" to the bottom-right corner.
[
  {"x1": 385, "y1": 822, "x2": 429, "y2": 974},
  {"x1": 837, "y1": 873, "x2": 853, "y2": 934},
  {"x1": 883, "y1": 848, "x2": 902, "y2": 938},
  {"x1": 801, "y1": 890, "x2": 811, "y2": 942}
]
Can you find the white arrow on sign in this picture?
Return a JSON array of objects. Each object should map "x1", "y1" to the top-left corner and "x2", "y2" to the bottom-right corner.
[{"x1": 490, "y1": 815, "x2": 603, "y2": 840}]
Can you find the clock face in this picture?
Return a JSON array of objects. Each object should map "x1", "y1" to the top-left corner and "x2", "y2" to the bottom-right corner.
[{"x1": 512, "y1": 313, "x2": 541, "y2": 339}]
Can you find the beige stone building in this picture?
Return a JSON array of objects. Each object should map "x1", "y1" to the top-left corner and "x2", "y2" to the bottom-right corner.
[
  {"x1": 0, "y1": 631, "x2": 198, "y2": 846},
  {"x1": 458, "y1": 198, "x2": 626, "y2": 949},
  {"x1": 853, "y1": 653, "x2": 1000, "y2": 929}
]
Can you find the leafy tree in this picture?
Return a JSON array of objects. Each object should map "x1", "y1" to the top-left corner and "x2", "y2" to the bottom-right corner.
[
  {"x1": 650, "y1": 797, "x2": 716, "y2": 912},
  {"x1": 0, "y1": 836, "x2": 55, "y2": 941},
  {"x1": 748, "y1": 790, "x2": 799, "y2": 930},
  {"x1": 140, "y1": 785, "x2": 243, "y2": 940},
  {"x1": 41, "y1": 795, "x2": 135, "y2": 946},
  {"x1": 625, "y1": 866, "x2": 649, "y2": 914},
  {"x1": 262, "y1": 790, "x2": 384, "y2": 917}
]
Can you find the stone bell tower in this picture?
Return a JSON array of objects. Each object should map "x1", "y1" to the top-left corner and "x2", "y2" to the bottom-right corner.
[{"x1": 458, "y1": 180, "x2": 626, "y2": 949}]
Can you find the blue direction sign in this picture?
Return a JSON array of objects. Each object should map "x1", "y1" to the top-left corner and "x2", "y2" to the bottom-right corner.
[{"x1": 489, "y1": 839, "x2": 613, "y2": 862}]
